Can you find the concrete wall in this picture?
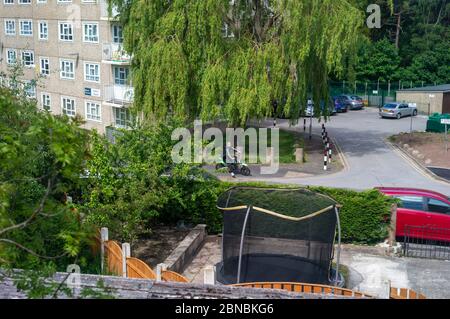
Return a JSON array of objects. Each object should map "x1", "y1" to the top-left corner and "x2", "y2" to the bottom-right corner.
[{"x1": 396, "y1": 91, "x2": 444, "y2": 115}]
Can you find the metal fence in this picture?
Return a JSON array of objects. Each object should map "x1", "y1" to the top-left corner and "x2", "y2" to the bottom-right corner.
[
  {"x1": 403, "y1": 225, "x2": 450, "y2": 260},
  {"x1": 329, "y1": 80, "x2": 442, "y2": 107}
]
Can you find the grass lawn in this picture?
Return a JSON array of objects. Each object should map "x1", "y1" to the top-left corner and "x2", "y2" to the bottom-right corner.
[{"x1": 239, "y1": 128, "x2": 304, "y2": 164}]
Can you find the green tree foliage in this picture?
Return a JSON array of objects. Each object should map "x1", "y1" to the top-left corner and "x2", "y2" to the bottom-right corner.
[
  {"x1": 352, "y1": 0, "x2": 450, "y2": 84},
  {"x1": 81, "y1": 121, "x2": 221, "y2": 242},
  {"x1": 355, "y1": 38, "x2": 401, "y2": 82},
  {"x1": 0, "y1": 86, "x2": 94, "y2": 271},
  {"x1": 109, "y1": 0, "x2": 363, "y2": 124}
]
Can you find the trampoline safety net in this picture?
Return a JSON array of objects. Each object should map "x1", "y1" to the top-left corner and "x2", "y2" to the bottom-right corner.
[{"x1": 216, "y1": 187, "x2": 339, "y2": 285}]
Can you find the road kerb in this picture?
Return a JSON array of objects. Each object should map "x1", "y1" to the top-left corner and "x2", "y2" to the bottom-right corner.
[{"x1": 385, "y1": 139, "x2": 450, "y2": 186}]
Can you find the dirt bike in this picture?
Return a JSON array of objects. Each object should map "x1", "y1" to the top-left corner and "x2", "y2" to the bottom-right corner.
[{"x1": 215, "y1": 156, "x2": 251, "y2": 176}]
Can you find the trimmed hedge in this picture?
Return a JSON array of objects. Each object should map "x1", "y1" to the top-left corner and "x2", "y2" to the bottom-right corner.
[
  {"x1": 310, "y1": 187, "x2": 396, "y2": 244},
  {"x1": 161, "y1": 180, "x2": 396, "y2": 245}
]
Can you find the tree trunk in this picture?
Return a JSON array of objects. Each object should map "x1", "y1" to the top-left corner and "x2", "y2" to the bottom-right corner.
[{"x1": 395, "y1": 12, "x2": 401, "y2": 49}]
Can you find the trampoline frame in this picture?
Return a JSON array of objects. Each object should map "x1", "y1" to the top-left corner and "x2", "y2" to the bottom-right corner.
[{"x1": 217, "y1": 186, "x2": 342, "y2": 287}]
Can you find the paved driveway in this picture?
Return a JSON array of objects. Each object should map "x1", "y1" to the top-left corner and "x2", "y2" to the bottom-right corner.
[{"x1": 254, "y1": 108, "x2": 450, "y2": 196}]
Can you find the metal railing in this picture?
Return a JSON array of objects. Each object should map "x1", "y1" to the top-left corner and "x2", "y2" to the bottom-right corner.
[
  {"x1": 102, "y1": 43, "x2": 131, "y2": 64},
  {"x1": 403, "y1": 225, "x2": 450, "y2": 260},
  {"x1": 103, "y1": 85, "x2": 134, "y2": 106}
]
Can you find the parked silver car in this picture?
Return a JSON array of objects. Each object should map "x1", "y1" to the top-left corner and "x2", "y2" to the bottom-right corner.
[{"x1": 379, "y1": 102, "x2": 418, "y2": 119}]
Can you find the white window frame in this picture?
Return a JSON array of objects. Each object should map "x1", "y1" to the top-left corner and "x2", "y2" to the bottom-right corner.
[
  {"x1": 18, "y1": 0, "x2": 31, "y2": 4},
  {"x1": 60, "y1": 59, "x2": 75, "y2": 79},
  {"x1": 113, "y1": 66, "x2": 129, "y2": 85},
  {"x1": 114, "y1": 107, "x2": 130, "y2": 128},
  {"x1": 24, "y1": 80, "x2": 36, "y2": 98},
  {"x1": 83, "y1": 22, "x2": 99, "y2": 43},
  {"x1": 38, "y1": 21, "x2": 48, "y2": 40},
  {"x1": 19, "y1": 19, "x2": 33, "y2": 36},
  {"x1": 6, "y1": 49, "x2": 17, "y2": 65},
  {"x1": 58, "y1": 22, "x2": 74, "y2": 42},
  {"x1": 39, "y1": 57, "x2": 50, "y2": 76},
  {"x1": 61, "y1": 96, "x2": 76, "y2": 117},
  {"x1": 85, "y1": 101, "x2": 101, "y2": 122},
  {"x1": 112, "y1": 24, "x2": 123, "y2": 44},
  {"x1": 41, "y1": 93, "x2": 51, "y2": 110},
  {"x1": 21, "y1": 50, "x2": 35, "y2": 68},
  {"x1": 4, "y1": 0, "x2": 15, "y2": 5},
  {"x1": 4, "y1": 20, "x2": 16, "y2": 36},
  {"x1": 84, "y1": 62, "x2": 100, "y2": 83}
]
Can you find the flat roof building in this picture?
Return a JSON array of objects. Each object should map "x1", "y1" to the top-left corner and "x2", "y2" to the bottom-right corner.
[{"x1": 397, "y1": 84, "x2": 450, "y2": 115}]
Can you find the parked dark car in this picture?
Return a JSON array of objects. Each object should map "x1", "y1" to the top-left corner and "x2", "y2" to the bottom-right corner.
[
  {"x1": 332, "y1": 96, "x2": 348, "y2": 113},
  {"x1": 337, "y1": 95, "x2": 364, "y2": 110}
]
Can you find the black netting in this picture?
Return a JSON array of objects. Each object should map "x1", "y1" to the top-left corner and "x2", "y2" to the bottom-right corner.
[{"x1": 216, "y1": 187, "x2": 338, "y2": 285}]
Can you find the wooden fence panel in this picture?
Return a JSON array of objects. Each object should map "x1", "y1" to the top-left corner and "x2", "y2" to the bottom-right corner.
[
  {"x1": 231, "y1": 282, "x2": 373, "y2": 298},
  {"x1": 105, "y1": 240, "x2": 122, "y2": 276},
  {"x1": 126, "y1": 257, "x2": 157, "y2": 279},
  {"x1": 390, "y1": 287, "x2": 426, "y2": 299},
  {"x1": 161, "y1": 270, "x2": 189, "y2": 283}
]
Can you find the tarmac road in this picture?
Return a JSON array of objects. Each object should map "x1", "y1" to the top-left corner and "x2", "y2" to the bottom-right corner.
[{"x1": 253, "y1": 108, "x2": 450, "y2": 196}]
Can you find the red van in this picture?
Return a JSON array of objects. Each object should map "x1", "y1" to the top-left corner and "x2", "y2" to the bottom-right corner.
[{"x1": 376, "y1": 187, "x2": 450, "y2": 242}]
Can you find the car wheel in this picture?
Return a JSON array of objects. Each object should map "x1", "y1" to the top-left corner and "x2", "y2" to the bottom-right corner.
[
  {"x1": 413, "y1": 109, "x2": 417, "y2": 116},
  {"x1": 396, "y1": 113, "x2": 401, "y2": 119}
]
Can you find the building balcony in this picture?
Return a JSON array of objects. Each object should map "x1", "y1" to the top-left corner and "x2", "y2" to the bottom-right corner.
[
  {"x1": 102, "y1": 43, "x2": 131, "y2": 65},
  {"x1": 103, "y1": 85, "x2": 134, "y2": 107}
]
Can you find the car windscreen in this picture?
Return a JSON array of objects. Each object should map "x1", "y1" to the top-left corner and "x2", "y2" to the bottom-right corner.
[
  {"x1": 351, "y1": 96, "x2": 361, "y2": 100},
  {"x1": 383, "y1": 104, "x2": 398, "y2": 109}
]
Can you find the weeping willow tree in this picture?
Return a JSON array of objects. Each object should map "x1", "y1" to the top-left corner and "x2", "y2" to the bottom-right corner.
[{"x1": 109, "y1": 0, "x2": 363, "y2": 125}]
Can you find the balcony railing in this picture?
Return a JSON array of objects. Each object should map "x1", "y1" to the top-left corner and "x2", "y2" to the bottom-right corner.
[
  {"x1": 102, "y1": 43, "x2": 131, "y2": 64},
  {"x1": 104, "y1": 85, "x2": 134, "y2": 106}
]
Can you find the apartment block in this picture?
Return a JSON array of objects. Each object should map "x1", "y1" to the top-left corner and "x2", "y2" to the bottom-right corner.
[{"x1": 0, "y1": 0, "x2": 133, "y2": 133}]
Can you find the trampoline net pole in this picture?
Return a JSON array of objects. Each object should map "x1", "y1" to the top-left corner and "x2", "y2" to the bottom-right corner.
[
  {"x1": 237, "y1": 206, "x2": 252, "y2": 284},
  {"x1": 334, "y1": 206, "x2": 341, "y2": 286}
]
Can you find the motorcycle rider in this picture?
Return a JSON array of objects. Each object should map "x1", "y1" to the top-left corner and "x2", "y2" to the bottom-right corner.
[{"x1": 223, "y1": 141, "x2": 240, "y2": 178}]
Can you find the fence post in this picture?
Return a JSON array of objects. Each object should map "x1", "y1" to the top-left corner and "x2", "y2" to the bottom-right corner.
[
  {"x1": 121, "y1": 243, "x2": 130, "y2": 278},
  {"x1": 156, "y1": 263, "x2": 167, "y2": 282},
  {"x1": 203, "y1": 265, "x2": 216, "y2": 285},
  {"x1": 100, "y1": 227, "x2": 109, "y2": 273},
  {"x1": 379, "y1": 280, "x2": 391, "y2": 299},
  {"x1": 389, "y1": 204, "x2": 397, "y2": 247}
]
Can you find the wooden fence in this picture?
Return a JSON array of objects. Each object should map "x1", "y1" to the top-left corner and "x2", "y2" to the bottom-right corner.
[
  {"x1": 126, "y1": 257, "x2": 157, "y2": 280},
  {"x1": 99, "y1": 227, "x2": 188, "y2": 283},
  {"x1": 390, "y1": 287, "x2": 426, "y2": 299},
  {"x1": 161, "y1": 270, "x2": 189, "y2": 283},
  {"x1": 232, "y1": 282, "x2": 373, "y2": 298},
  {"x1": 105, "y1": 240, "x2": 123, "y2": 276}
]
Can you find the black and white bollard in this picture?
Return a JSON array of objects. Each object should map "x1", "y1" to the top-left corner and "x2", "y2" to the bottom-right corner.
[
  {"x1": 328, "y1": 142, "x2": 333, "y2": 162},
  {"x1": 326, "y1": 138, "x2": 331, "y2": 163},
  {"x1": 323, "y1": 132, "x2": 328, "y2": 145},
  {"x1": 324, "y1": 149, "x2": 328, "y2": 171}
]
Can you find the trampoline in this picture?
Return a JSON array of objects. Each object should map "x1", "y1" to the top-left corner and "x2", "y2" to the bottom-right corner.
[{"x1": 215, "y1": 187, "x2": 343, "y2": 287}]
